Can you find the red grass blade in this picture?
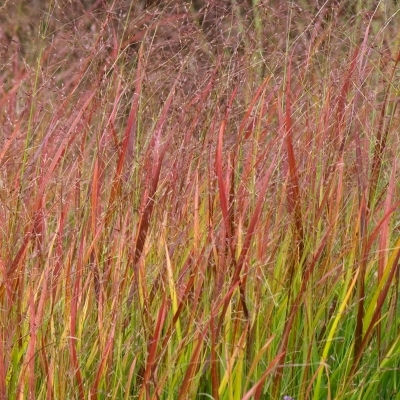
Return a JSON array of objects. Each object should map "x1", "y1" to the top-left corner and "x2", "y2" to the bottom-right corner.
[
  {"x1": 215, "y1": 86, "x2": 239, "y2": 251},
  {"x1": 177, "y1": 329, "x2": 205, "y2": 400},
  {"x1": 242, "y1": 352, "x2": 285, "y2": 400},
  {"x1": 218, "y1": 154, "x2": 277, "y2": 330},
  {"x1": 284, "y1": 52, "x2": 304, "y2": 261},
  {"x1": 127, "y1": 59, "x2": 188, "y2": 306},
  {"x1": 138, "y1": 297, "x2": 168, "y2": 400},
  {"x1": 90, "y1": 308, "x2": 117, "y2": 399}
]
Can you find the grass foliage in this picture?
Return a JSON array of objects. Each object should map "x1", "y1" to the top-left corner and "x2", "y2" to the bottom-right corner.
[{"x1": 1, "y1": 0, "x2": 400, "y2": 399}]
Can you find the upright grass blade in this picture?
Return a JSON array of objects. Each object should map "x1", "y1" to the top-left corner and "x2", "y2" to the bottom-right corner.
[
  {"x1": 215, "y1": 85, "x2": 239, "y2": 257},
  {"x1": 138, "y1": 296, "x2": 168, "y2": 400},
  {"x1": 242, "y1": 352, "x2": 285, "y2": 400},
  {"x1": 177, "y1": 328, "x2": 205, "y2": 400},
  {"x1": 272, "y1": 226, "x2": 332, "y2": 398},
  {"x1": 313, "y1": 269, "x2": 360, "y2": 400},
  {"x1": 218, "y1": 154, "x2": 276, "y2": 332},
  {"x1": 126, "y1": 58, "x2": 188, "y2": 307},
  {"x1": 375, "y1": 159, "x2": 396, "y2": 351},
  {"x1": 0, "y1": 330, "x2": 5, "y2": 400},
  {"x1": 106, "y1": 41, "x2": 146, "y2": 217},
  {"x1": 69, "y1": 231, "x2": 86, "y2": 400},
  {"x1": 368, "y1": 49, "x2": 400, "y2": 210},
  {"x1": 284, "y1": 52, "x2": 304, "y2": 264},
  {"x1": 2, "y1": 3, "x2": 400, "y2": 399}
]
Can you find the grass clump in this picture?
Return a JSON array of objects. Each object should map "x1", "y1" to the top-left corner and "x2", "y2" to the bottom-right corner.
[{"x1": 0, "y1": 1, "x2": 399, "y2": 399}]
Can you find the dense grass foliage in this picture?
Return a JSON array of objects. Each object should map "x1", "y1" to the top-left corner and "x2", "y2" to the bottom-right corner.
[{"x1": 1, "y1": 1, "x2": 399, "y2": 399}]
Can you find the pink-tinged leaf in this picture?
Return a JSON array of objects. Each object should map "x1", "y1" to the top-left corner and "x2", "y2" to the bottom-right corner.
[
  {"x1": 335, "y1": 46, "x2": 359, "y2": 150},
  {"x1": 34, "y1": 91, "x2": 96, "y2": 211},
  {"x1": 7, "y1": 230, "x2": 32, "y2": 277},
  {"x1": 91, "y1": 157, "x2": 100, "y2": 234},
  {"x1": 284, "y1": 53, "x2": 304, "y2": 257},
  {"x1": 236, "y1": 155, "x2": 277, "y2": 280},
  {"x1": 238, "y1": 74, "x2": 273, "y2": 137},
  {"x1": 0, "y1": 118, "x2": 22, "y2": 165},
  {"x1": 107, "y1": 42, "x2": 145, "y2": 212},
  {"x1": 127, "y1": 59, "x2": 190, "y2": 305},
  {"x1": 368, "y1": 48, "x2": 400, "y2": 209},
  {"x1": 363, "y1": 201, "x2": 400, "y2": 260},
  {"x1": 215, "y1": 112, "x2": 229, "y2": 238},
  {"x1": 215, "y1": 86, "x2": 239, "y2": 248}
]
